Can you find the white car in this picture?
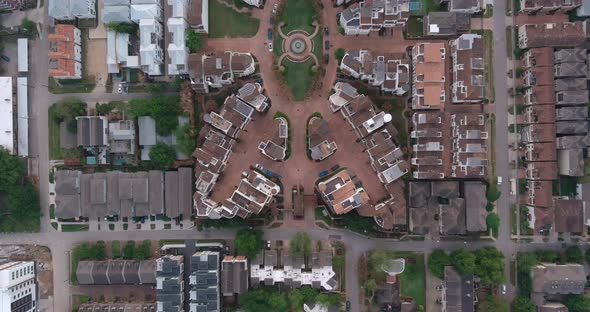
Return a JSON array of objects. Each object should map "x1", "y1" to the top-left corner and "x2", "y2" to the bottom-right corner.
[
  {"x1": 497, "y1": 176, "x2": 503, "y2": 185},
  {"x1": 272, "y1": 3, "x2": 278, "y2": 14},
  {"x1": 501, "y1": 284, "x2": 507, "y2": 295},
  {"x1": 268, "y1": 43, "x2": 273, "y2": 52}
]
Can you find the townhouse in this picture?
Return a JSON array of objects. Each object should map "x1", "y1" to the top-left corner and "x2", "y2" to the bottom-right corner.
[
  {"x1": 411, "y1": 42, "x2": 448, "y2": 110},
  {"x1": 48, "y1": 24, "x2": 83, "y2": 79},
  {"x1": 520, "y1": 0, "x2": 581, "y2": 14},
  {"x1": 338, "y1": 0, "x2": 410, "y2": 35},
  {"x1": 339, "y1": 49, "x2": 411, "y2": 95},
  {"x1": 188, "y1": 51, "x2": 256, "y2": 93},
  {"x1": 449, "y1": 34, "x2": 484, "y2": 103}
]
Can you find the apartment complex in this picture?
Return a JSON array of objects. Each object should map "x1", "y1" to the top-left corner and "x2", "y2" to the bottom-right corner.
[
  {"x1": 156, "y1": 255, "x2": 184, "y2": 311},
  {"x1": 517, "y1": 21, "x2": 588, "y2": 49},
  {"x1": 190, "y1": 251, "x2": 220, "y2": 312},
  {"x1": 0, "y1": 261, "x2": 37, "y2": 312},
  {"x1": 339, "y1": 49, "x2": 411, "y2": 95},
  {"x1": 48, "y1": 24, "x2": 82, "y2": 79},
  {"x1": 520, "y1": 0, "x2": 581, "y2": 14},
  {"x1": 338, "y1": 0, "x2": 410, "y2": 35}
]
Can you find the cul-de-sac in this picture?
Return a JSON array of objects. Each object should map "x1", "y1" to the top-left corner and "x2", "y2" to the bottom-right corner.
[{"x1": 1, "y1": 0, "x2": 590, "y2": 311}]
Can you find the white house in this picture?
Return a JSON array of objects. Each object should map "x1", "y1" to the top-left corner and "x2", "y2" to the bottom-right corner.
[
  {"x1": 48, "y1": 0, "x2": 96, "y2": 20},
  {"x1": 167, "y1": 0, "x2": 189, "y2": 75},
  {"x1": 0, "y1": 261, "x2": 37, "y2": 312},
  {"x1": 139, "y1": 19, "x2": 164, "y2": 76}
]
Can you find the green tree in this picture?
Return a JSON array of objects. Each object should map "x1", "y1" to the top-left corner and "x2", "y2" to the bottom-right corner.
[
  {"x1": 535, "y1": 250, "x2": 559, "y2": 262},
  {"x1": 90, "y1": 241, "x2": 106, "y2": 260},
  {"x1": 487, "y1": 184, "x2": 501, "y2": 202},
  {"x1": 450, "y1": 249, "x2": 476, "y2": 275},
  {"x1": 479, "y1": 295, "x2": 509, "y2": 312},
  {"x1": 364, "y1": 278, "x2": 377, "y2": 303},
  {"x1": 290, "y1": 232, "x2": 312, "y2": 256},
  {"x1": 234, "y1": 229, "x2": 264, "y2": 259},
  {"x1": 585, "y1": 248, "x2": 590, "y2": 263},
  {"x1": 566, "y1": 246, "x2": 584, "y2": 264},
  {"x1": 21, "y1": 18, "x2": 36, "y2": 37},
  {"x1": 428, "y1": 250, "x2": 451, "y2": 279},
  {"x1": 486, "y1": 213, "x2": 500, "y2": 232},
  {"x1": 238, "y1": 288, "x2": 288, "y2": 312},
  {"x1": 7, "y1": 182, "x2": 40, "y2": 220},
  {"x1": 50, "y1": 98, "x2": 86, "y2": 133},
  {"x1": 187, "y1": 30, "x2": 203, "y2": 53},
  {"x1": 565, "y1": 294, "x2": 590, "y2": 312},
  {"x1": 111, "y1": 241, "x2": 121, "y2": 258},
  {"x1": 474, "y1": 247, "x2": 505, "y2": 284},
  {"x1": 175, "y1": 123, "x2": 196, "y2": 156},
  {"x1": 334, "y1": 48, "x2": 345, "y2": 64},
  {"x1": 368, "y1": 250, "x2": 393, "y2": 281},
  {"x1": 512, "y1": 296, "x2": 535, "y2": 312},
  {"x1": 149, "y1": 144, "x2": 176, "y2": 169},
  {"x1": 134, "y1": 240, "x2": 152, "y2": 260},
  {"x1": 332, "y1": 255, "x2": 345, "y2": 271},
  {"x1": 0, "y1": 148, "x2": 25, "y2": 191},
  {"x1": 123, "y1": 241, "x2": 135, "y2": 259},
  {"x1": 316, "y1": 292, "x2": 342, "y2": 306},
  {"x1": 107, "y1": 22, "x2": 137, "y2": 34},
  {"x1": 129, "y1": 96, "x2": 181, "y2": 135}
]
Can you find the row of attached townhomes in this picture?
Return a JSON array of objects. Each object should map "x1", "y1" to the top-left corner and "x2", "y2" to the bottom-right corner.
[
  {"x1": 337, "y1": 0, "x2": 482, "y2": 34},
  {"x1": 398, "y1": 28, "x2": 491, "y2": 238},
  {"x1": 48, "y1": 0, "x2": 208, "y2": 77},
  {"x1": 192, "y1": 78, "x2": 278, "y2": 219},
  {"x1": 327, "y1": 81, "x2": 410, "y2": 232},
  {"x1": 516, "y1": 20, "x2": 590, "y2": 236}
]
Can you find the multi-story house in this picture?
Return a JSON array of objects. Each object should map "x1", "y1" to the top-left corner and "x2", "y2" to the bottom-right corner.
[
  {"x1": 449, "y1": 34, "x2": 484, "y2": 103},
  {"x1": 48, "y1": 0, "x2": 96, "y2": 21},
  {"x1": 167, "y1": 0, "x2": 189, "y2": 75},
  {"x1": 339, "y1": 0, "x2": 409, "y2": 35},
  {"x1": 520, "y1": 0, "x2": 581, "y2": 15},
  {"x1": 339, "y1": 50, "x2": 410, "y2": 95}
]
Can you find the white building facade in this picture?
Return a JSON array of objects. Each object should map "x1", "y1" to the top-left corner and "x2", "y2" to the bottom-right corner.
[{"x1": 0, "y1": 261, "x2": 37, "y2": 312}]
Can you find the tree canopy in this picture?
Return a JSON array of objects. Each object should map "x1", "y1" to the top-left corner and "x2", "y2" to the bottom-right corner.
[
  {"x1": 565, "y1": 246, "x2": 584, "y2": 264},
  {"x1": 474, "y1": 246, "x2": 505, "y2": 284},
  {"x1": 175, "y1": 123, "x2": 196, "y2": 156},
  {"x1": 149, "y1": 144, "x2": 176, "y2": 170},
  {"x1": 428, "y1": 250, "x2": 451, "y2": 279},
  {"x1": 239, "y1": 287, "x2": 341, "y2": 312},
  {"x1": 486, "y1": 213, "x2": 500, "y2": 232},
  {"x1": 106, "y1": 22, "x2": 137, "y2": 34},
  {"x1": 565, "y1": 294, "x2": 590, "y2": 312},
  {"x1": 512, "y1": 296, "x2": 535, "y2": 312},
  {"x1": 187, "y1": 30, "x2": 203, "y2": 53},
  {"x1": 50, "y1": 98, "x2": 86, "y2": 133},
  {"x1": 451, "y1": 249, "x2": 476, "y2": 275},
  {"x1": 235, "y1": 229, "x2": 264, "y2": 260},
  {"x1": 0, "y1": 148, "x2": 40, "y2": 232},
  {"x1": 129, "y1": 96, "x2": 181, "y2": 136},
  {"x1": 290, "y1": 232, "x2": 312, "y2": 256},
  {"x1": 478, "y1": 295, "x2": 509, "y2": 312}
]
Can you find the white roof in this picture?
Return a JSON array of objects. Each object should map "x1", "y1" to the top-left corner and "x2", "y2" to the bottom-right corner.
[
  {"x1": 131, "y1": 4, "x2": 160, "y2": 21},
  {"x1": 168, "y1": 0, "x2": 187, "y2": 18},
  {"x1": 107, "y1": 31, "x2": 131, "y2": 73},
  {"x1": 16, "y1": 78, "x2": 28, "y2": 157},
  {"x1": 102, "y1": 5, "x2": 131, "y2": 23},
  {"x1": 167, "y1": 17, "x2": 188, "y2": 75},
  {"x1": 0, "y1": 77, "x2": 13, "y2": 154},
  {"x1": 17, "y1": 39, "x2": 27, "y2": 73}
]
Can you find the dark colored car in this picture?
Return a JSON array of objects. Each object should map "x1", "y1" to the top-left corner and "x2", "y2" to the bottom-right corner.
[
  {"x1": 268, "y1": 28, "x2": 273, "y2": 40},
  {"x1": 324, "y1": 27, "x2": 329, "y2": 36},
  {"x1": 346, "y1": 301, "x2": 351, "y2": 311},
  {"x1": 1, "y1": 55, "x2": 10, "y2": 62},
  {"x1": 318, "y1": 170, "x2": 329, "y2": 178},
  {"x1": 330, "y1": 164, "x2": 340, "y2": 172},
  {"x1": 324, "y1": 53, "x2": 329, "y2": 64},
  {"x1": 269, "y1": 17, "x2": 274, "y2": 25},
  {"x1": 324, "y1": 40, "x2": 330, "y2": 50}
]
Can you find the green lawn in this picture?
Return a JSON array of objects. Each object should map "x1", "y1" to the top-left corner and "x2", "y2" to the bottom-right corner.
[
  {"x1": 47, "y1": 107, "x2": 83, "y2": 160},
  {"x1": 208, "y1": 0, "x2": 260, "y2": 38},
  {"x1": 394, "y1": 252, "x2": 425, "y2": 307},
  {"x1": 279, "y1": 0, "x2": 317, "y2": 34},
  {"x1": 61, "y1": 224, "x2": 90, "y2": 232},
  {"x1": 312, "y1": 32, "x2": 323, "y2": 62},
  {"x1": 405, "y1": 17, "x2": 423, "y2": 38},
  {"x1": 506, "y1": 27, "x2": 513, "y2": 60},
  {"x1": 273, "y1": 34, "x2": 283, "y2": 57},
  {"x1": 280, "y1": 58, "x2": 316, "y2": 101}
]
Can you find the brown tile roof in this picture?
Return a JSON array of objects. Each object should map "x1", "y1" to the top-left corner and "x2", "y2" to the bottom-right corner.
[
  {"x1": 519, "y1": 22, "x2": 586, "y2": 49},
  {"x1": 451, "y1": 34, "x2": 484, "y2": 103},
  {"x1": 553, "y1": 199, "x2": 585, "y2": 233},
  {"x1": 524, "y1": 85, "x2": 556, "y2": 105},
  {"x1": 526, "y1": 161, "x2": 558, "y2": 180},
  {"x1": 525, "y1": 142, "x2": 557, "y2": 162},
  {"x1": 523, "y1": 48, "x2": 555, "y2": 68},
  {"x1": 524, "y1": 66, "x2": 555, "y2": 87},
  {"x1": 48, "y1": 24, "x2": 79, "y2": 78},
  {"x1": 412, "y1": 42, "x2": 448, "y2": 109},
  {"x1": 521, "y1": 105, "x2": 556, "y2": 124},
  {"x1": 520, "y1": 124, "x2": 556, "y2": 143},
  {"x1": 527, "y1": 180, "x2": 554, "y2": 207}
]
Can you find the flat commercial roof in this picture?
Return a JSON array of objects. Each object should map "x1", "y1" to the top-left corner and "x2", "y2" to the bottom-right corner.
[
  {"x1": 17, "y1": 38, "x2": 27, "y2": 73},
  {"x1": 16, "y1": 77, "x2": 28, "y2": 157},
  {"x1": 0, "y1": 77, "x2": 13, "y2": 153}
]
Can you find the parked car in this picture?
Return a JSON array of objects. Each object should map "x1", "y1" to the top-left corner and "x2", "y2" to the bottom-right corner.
[
  {"x1": 324, "y1": 53, "x2": 329, "y2": 64},
  {"x1": 318, "y1": 170, "x2": 329, "y2": 178},
  {"x1": 268, "y1": 43, "x2": 273, "y2": 52},
  {"x1": 324, "y1": 27, "x2": 329, "y2": 36},
  {"x1": 497, "y1": 176, "x2": 503, "y2": 185},
  {"x1": 255, "y1": 163, "x2": 264, "y2": 171},
  {"x1": 501, "y1": 284, "x2": 507, "y2": 295},
  {"x1": 272, "y1": 3, "x2": 278, "y2": 14},
  {"x1": 267, "y1": 28, "x2": 273, "y2": 40},
  {"x1": 330, "y1": 164, "x2": 340, "y2": 172},
  {"x1": 324, "y1": 40, "x2": 330, "y2": 50},
  {"x1": 1, "y1": 55, "x2": 10, "y2": 62},
  {"x1": 269, "y1": 17, "x2": 274, "y2": 25},
  {"x1": 346, "y1": 301, "x2": 351, "y2": 311}
]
